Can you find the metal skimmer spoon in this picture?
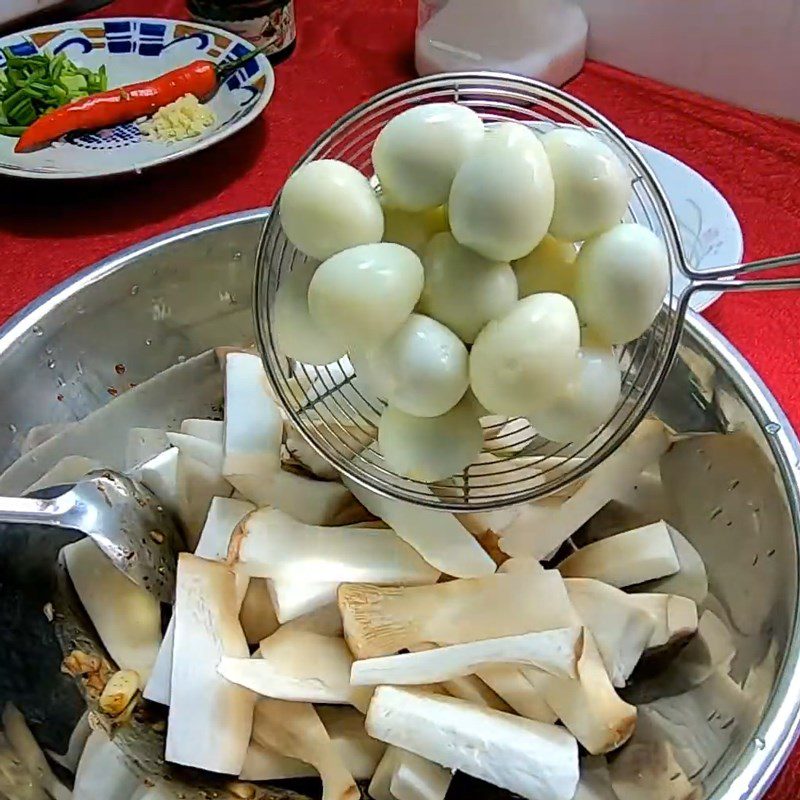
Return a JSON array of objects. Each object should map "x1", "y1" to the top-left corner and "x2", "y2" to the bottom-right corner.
[{"x1": 0, "y1": 469, "x2": 179, "y2": 603}]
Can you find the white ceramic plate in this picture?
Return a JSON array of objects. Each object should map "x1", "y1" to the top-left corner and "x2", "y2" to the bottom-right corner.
[
  {"x1": 0, "y1": 17, "x2": 274, "y2": 179},
  {"x1": 633, "y1": 138, "x2": 743, "y2": 312}
]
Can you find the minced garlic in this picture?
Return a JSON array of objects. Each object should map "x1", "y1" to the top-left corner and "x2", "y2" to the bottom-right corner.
[{"x1": 139, "y1": 93, "x2": 216, "y2": 142}]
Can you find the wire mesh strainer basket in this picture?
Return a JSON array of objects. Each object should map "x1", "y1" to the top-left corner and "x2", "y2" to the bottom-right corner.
[{"x1": 254, "y1": 71, "x2": 800, "y2": 511}]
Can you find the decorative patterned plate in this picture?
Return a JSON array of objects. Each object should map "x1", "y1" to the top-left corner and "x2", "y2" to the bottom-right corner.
[
  {"x1": 0, "y1": 17, "x2": 275, "y2": 179},
  {"x1": 634, "y1": 138, "x2": 743, "y2": 313}
]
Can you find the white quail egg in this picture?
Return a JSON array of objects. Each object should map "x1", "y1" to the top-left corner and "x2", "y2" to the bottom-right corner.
[
  {"x1": 279, "y1": 159, "x2": 384, "y2": 260},
  {"x1": 372, "y1": 103, "x2": 485, "y2": 211},
  {"x1": 574, "y1": 223, "x2": 669, "y2": 345},
  {"x1": 528, "y1": 346, "x2": 622, "y2": 442},
  {"x1": 363, "y1": 313, "x2": 469, "y2": 417},
  {"x1": 420, "y1": 232, "x2": 518, "y2": 343},
  {"x1": 542, "y1": 128, "x2": 632, "y2": 242},
  {"x1": 469, "y1": 293, "x2": 581, "y2": 416},
  {"x1": 308, "y1": 242, "x2": 424, "y2": 348}
]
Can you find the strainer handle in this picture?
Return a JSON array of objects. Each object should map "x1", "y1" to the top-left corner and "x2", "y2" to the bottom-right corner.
[{"x1": 683, "y1": 252, "x2": 800, "y2": 296}]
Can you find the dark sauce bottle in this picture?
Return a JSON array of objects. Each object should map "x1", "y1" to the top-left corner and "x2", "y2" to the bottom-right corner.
[{"x1": 188, "y1": 0, "x2": 297, "y2": 65}]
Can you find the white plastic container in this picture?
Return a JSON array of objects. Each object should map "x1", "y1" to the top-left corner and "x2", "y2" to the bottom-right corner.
[{"x1": 415, "y1": 0, "x2": 588, "y2": 87}]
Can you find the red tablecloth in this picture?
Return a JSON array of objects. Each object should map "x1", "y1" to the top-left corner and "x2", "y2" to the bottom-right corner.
[{"x1": 2, "y1": 1, "x2": 800, "y2": 793}]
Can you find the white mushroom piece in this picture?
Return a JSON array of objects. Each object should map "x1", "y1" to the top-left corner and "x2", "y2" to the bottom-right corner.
[
  {"x1": 369, "y1": 746, "x2": 453, "y2": 800},
  {"x1": 558, "y1": 520, "x2": 681, "y2": 588},
  {"x1": 500, "y1": 419, "x2": 670, "y2": 558},
  {"x1": 240, "y1": 706, "x2": 386, "y2": 781},
  {"x1": 221, "y1": 351, "x2": 282, "y2": 492},
  {"x1": 129, "y1": 446, "x2": 181, "y2": 524},
  {"x1": 144, "y1": 496, "x2": 258, "y2": 706},
  {"x1": 627, "y1": 593, "x2": 699, "y2": 649},
  {"x1": 180, "y1": 417, "x2": 224, "y2": 442},
  {"x1": 366, "y1": 686, "x2": 579, "y2": 800},
  {"x1": 219, "y1": 628, "x2": 372, "y2": 711},
  {"x1": 633, "y1": 523, "x2": 709, "y2": 604},
  {"x1": 344, "y1": 479, "x2": 496, "y2": 578},
  {"x1": 73, "y1": 730, "x2": 143, "y2": 800},
  {"x1": 63, "y1": 538, "x2": 161, "y2": 684},
  {"x1": 166, "y1": 554, "x2": 254, "y2": 775},
  {"x1": 564, "y1": 578, "x2": 655, "y2": 688},
  {"x1": 350, "y1": 627, "x2": 580, "y2": 686},
  {"x1": 268, "y1": 580, "x2": 341, "y2": 623},
  {"x1": 338, "y1": 569, "x2": 574, "y2": 659},
  {"x1": 526, "y1": 631, "x2": 638, "y2": 755},
  {"x1": 249, "y1": 699, "x2": 360, "y2": 800},
  {"x1": 229, "y1": 508, "x2": 440, "y2": 586},
  {"x1": 389, "y1": 749, "x2": 453, "y2": 800}
]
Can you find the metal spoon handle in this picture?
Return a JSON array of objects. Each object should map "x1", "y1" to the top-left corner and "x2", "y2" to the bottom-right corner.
[{"x1": 0, "y1": 493, "x2": 76, "y2": 527}]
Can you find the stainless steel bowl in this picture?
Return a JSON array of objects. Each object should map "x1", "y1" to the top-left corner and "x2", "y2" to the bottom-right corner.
[{"x1": 0, "y1": 209, "x2": 798, "y2": 800}]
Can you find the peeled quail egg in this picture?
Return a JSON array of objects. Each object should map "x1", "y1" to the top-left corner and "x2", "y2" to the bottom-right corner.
[
  {"x1": 479, "y1": 121, "x2": 549, "y2": 166},
  {"x1": 308, "y1": 242, "x2": 424, "y2": 348},
  {"x1": 364, "y1": 313, "x2": 469, "y2": 417},
  {"x1": 574, "y1": 223, "x2": 669, "y2": 345},
  {"x1": 420, "y1": 232, "x2": 518, "y2": 344},
  {"x1": 279, "y1": 160, "x2": 384, "y2": 260},
  {"x1": 513, "y1": 234, "x2": 578, "y2": 299},
  {"x1": 274, "y1": 259, "x2": 347, "y2": 365},
  {"x1": 469, "y1": 293, "x2": 580, "y2": 416},
  {"x1": 382, "y1": 203, "x2": 449, "y2": 257},
  {"x1": 378, "y1": 398, "x2": 482, "y2": 482},
  {"x1": 542, "y1": 128, "x2": 632, "y2": 242},
  {"x1": 448, "y1": 146, "x2": 554, "y2": 261},
  {"x1": 372, "y1": 103, "x2": 485, "y2": 211},
  {"x1": 528, "y1": 346, "x2": 622, "y2": 443}
]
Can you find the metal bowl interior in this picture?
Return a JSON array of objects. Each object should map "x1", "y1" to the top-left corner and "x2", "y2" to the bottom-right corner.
[
  {"x1": 0, "y1": 211, "x2": 798, "y2": 800},
  {"x1": 254, "y1": 72, "x2": 687, "y2": 511}
]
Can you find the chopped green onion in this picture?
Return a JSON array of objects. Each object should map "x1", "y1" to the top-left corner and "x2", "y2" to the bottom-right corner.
[
  {"x1": 0, "y1": 48, "x2": 107, "y2": 136},
  {"x1": 0, "y1": 124, "x2": 27, "y2": 136}
]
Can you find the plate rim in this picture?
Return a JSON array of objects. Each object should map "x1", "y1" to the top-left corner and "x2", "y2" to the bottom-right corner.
[
  {"x1": 632, "y1": 137, "x2": 744, "y2": 313},
  {"x1": 0, "y1": 16, "x2": 275, "y2": 181}
]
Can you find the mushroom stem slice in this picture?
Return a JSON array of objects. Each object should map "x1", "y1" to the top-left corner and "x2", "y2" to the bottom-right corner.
[
  {"x1": 350, "y1": 628, "x2": 581, "y2": 686},
  {"x1": 628, "y1": 593, "x2": 699, "y2": 649},
  {"x1": 219, "y1": 630, "x2": 372, "y2": 711},
  {"x1": 565, "y1": 578, "x2": 656, "y2": 687},
  {"x1": 344, "y1": 479, "x2": 496, "y2": 578},
  {"x1": 366, "y1": 687, "x2": 579, "y2": 800},
  {"x1": 166, "y1": 555, "x2": 254, "y2": 775},
  {"x1": 390, "y1": 749, "x2": 453, "y2": 800},
  {"x1": 558, "y1": 520, "x2": 680, "y2": 588},
  {"x1": 474, "y1": 666, "x2": 557, "y2": 723},
  {"x1": 500, "y1": 420, "x2": 670, "y2": 558},
  {"x1": 231, "y1": 508, "x2": 440, "y2": 585},
  {"x1": 440, "y1": 675, "x2": 512, "y2": 712},
  {"x1": 63, "y1": 538, "x2": 161, "y2": 684},
  {"x1": 268, "y1": 579, "x2": 340, "y2": 623},
  {"x1": 222, "y1": 352, "x2": 283, "y2": 478},
  {"x1": 251, "y1": 699, "x2": 359, "y2": 800},
  {"x1": 527, "y1": 630, "x2": 637, "y2": 755},
  {"x1": 241, "y1": 707, "x2": 385, "y2": 781},
  {"x1": 338, "y1": 569, "x2": 574, "y2": 659}
]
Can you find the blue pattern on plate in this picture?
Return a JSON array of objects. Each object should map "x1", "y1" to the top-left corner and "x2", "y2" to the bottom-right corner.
[{"x1": 71, "y1": 123, "x2": 143, "y2": 150}]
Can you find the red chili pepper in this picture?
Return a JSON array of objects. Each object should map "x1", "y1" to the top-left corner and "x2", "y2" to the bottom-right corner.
[{"x1": 15, "y1": 47, "x2": 265, "y2": 153}]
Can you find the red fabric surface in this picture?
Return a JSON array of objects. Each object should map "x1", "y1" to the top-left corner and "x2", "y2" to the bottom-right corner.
[{"x1": 1, "y1": 2, "x2": 800, "y2": 791}]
